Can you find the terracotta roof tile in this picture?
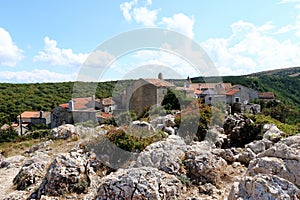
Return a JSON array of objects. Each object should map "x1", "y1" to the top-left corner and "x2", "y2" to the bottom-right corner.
[
  {"x1": 143, "y1": 79, "x2": 175, "y2": 87},
  {"x1": 258, "y1": 92, "x2": 275, "y2": 99},
  {"x1": 102, "y1": 97, "x2": 115, "y2": 106},
  {"x1": 226, "y1": 89, "x2": 240, "y2": 96},
  {"x1": 60, "y1": 97, "x2": 94, "y2": 110},
  {"x1": 18, "y1": 111, "x2": 50, "y2": 119}
]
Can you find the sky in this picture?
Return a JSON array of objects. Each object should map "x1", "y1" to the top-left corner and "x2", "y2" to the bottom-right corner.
[{"x1": 1, "y1": 0, "x2": 300, "y2": 83}]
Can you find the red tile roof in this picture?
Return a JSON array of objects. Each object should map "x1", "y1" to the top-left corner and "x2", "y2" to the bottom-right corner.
[
  {"x1": 258, "y1": 92, "x2": 275, "y2": 99},
  {"x1": 17, "y1": 111, "x2": 50, "y2": 119},
  {"x1": 226, "y1": 89, "x2": 240, "y2": 96},
  {"x1": 143, "y1": 79, "x2": 175, "y2": 87},
  {"x1": 102, "y1": 97, "x2": 115, "y2": 106},
  {"x1": 97, "y1": 112, "x2": 113, "y2": 119},
  {"x1": 59, "y1": 97, "x2": 94, "y2": 110},
  {"x1": 193, "y1": 83, "x2": 232, "y2": 90}
]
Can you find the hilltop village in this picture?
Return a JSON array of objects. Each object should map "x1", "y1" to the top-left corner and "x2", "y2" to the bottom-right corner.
[{"x1": 9, "y1": 74, "x2": 275, "y2": 135}]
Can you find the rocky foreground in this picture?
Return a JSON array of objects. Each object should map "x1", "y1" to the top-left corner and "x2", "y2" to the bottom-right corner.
[{"x1": 0, "y1": 114, "x2": 300, "y2": 199}]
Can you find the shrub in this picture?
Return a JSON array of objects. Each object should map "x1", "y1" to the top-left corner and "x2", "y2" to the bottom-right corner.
[{"x1": 107, "y1": 128, "x2": 168, "y2": 152}]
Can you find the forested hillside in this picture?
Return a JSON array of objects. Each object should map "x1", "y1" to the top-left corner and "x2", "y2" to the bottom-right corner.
[
  {"x1": 0, "y1": 82, "x2": 116, "y2": 125},
  {"x1": 0, "y1": 67, "x2": 299, "y2": 126}
]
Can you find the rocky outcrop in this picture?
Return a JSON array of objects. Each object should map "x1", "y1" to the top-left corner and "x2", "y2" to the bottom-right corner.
[
  {"x1": 223, "y1": 114, "x2": 261, "y2": 147},
  {"x1": 29, "y1": 145, "x2": 113, "y2": 199},
  {"x1": 229, "y1": 174, "x2": 300, "y2": 200},
  {"x1": 13, "y1": 152, "x2": 51, "y2": 190},
  {"x1": 132, "y1": 135, "x2": 187, "y2": 174},
  {"x1": 50, "y1": 124, "x2": 103, "y2": 140},
  {"x1": 229, "y1": 134, "x2": 300, "y2": 199},
  {"x1": 263, "y1": 124, "x2": 285, "y2": 142},
  {"x1": 184, "y1": 141, "x2": 227, "y2": 185},
  {"x1": 0, "y1": 155, "x2": 25, "y2": 169},
  {"x1": 95, "y1": 167, "x2": 183, "y2": 200},
  {"x1": 24, "y1": 140, "x2": 53, "y2": 154}
]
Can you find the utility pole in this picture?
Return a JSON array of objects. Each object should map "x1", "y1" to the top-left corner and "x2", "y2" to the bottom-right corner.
[{"x1": 19, "y1": 114, "x2": 23, "y2": 136}]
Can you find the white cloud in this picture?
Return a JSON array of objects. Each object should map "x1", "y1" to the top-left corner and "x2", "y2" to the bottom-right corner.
[
  {"x1": 120, "y1": 0, "x2": 138, "y2": 22},
  {"x1": 0, "y1": 69, "x2": 77, "y2": 83},
  {"x1": 133, "y1": 7, "x2": 157, "y2": 26},
  {"x1": 201, "y1": 20, "x2": 300, "y2": 75},
  {"x1": 275, "y1": 14, "x2": 300, "y2": 36},
  {"x1": 33, "y1": 37, "x2": 88, "y2": 68},
  {"x1": 120, "y1": 0, "x2": 157, "y2": 26},
  {"x1": 0, "y1": 27, "x2": 24, "y2": 67},
  {"x1": 161, "y1": 13, "x2": 195, "y2": 39}
]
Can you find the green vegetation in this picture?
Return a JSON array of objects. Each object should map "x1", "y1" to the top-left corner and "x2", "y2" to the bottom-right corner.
[
  {"x1": 106, "y1": 128, "x2": 168, "y2": 152},
  {"x1": 246, "y1": 114, "x2": 299, "y2": 137},
  {"x1": 0, "y1": 81, "x2": 116, "y2": 126},
  {"x1": 175, "y1": 99, "x2": 212, "y2": 142}
]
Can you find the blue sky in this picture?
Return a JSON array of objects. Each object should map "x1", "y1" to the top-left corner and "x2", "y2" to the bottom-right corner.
[{"x1": 1, "y1": 0, "x2": 300, "y2": 82}]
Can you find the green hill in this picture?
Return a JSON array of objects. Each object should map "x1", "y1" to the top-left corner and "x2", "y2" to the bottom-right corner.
[{"x1": 0, "y1": 67, "x2": 299, "y2": 126}]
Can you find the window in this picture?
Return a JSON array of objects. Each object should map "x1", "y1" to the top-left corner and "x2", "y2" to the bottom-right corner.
[
  {"x1": 235, "y1": 97, "x2": 240, "y2": 103},
  {"x1": 208, "y1": 97, "x2": 212, "y2": 101}
]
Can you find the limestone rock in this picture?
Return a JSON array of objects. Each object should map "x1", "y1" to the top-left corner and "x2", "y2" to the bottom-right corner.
[
  {"x1": 95, "y1": 167, "x2": 183, "y2": 200},
  {"x1": 184, "y1": 141, "x2": 227, "y2": 184},
  {"x1": 1, "y1": 191, "x2": 28, "y2": 200},
  {"x1": 132, "y1": 135, "x2": 186, "y2": 174},
  {"x1": 50, "y1": 124, "x2": 76, "y2": 139},
  {"x1": 1, "y1": 155, "x2": 25, "y2": 169},
  {"x1": 24, "y1": 140, "x2": 53, "y2": 154},
  {"x1": 223, "y1": 114, "x2": 260, "y2": 147},
  {"x1": 263, "y1": 124, "x2": 284, "y2": 142},
  {"x1": 245, "y1": 139, "x2": 273, "y2": 154},
  {"x1": 229, "y1": 175, "x2": 300, "y2": 200},
  {"x1": 32, "y1": 148, "x2": 91, "y2": 198},
  {"x1": 206, "y1": 126, "x2": 229, "y2": 148},
  {"x1": 13, "y1": 152, "x2": 51, "y2": 190},
  {"x1": 235, "y1": 148, "x2": 256, "y2": 166}
]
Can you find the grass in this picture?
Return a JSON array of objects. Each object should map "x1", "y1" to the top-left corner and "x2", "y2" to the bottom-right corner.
[
  {"x1": 0, "y1": 139, "x2": 42, "y2": 157},
  {"x1": 246, "y1": 114, "x2": 299, "y2": 137}
]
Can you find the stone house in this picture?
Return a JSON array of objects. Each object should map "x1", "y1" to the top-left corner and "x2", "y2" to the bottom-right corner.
[
  {"x1": 190, "y1": 83, "x2": 258, "y2": 105},
  {"x1": 17, "y1": 111, "x2": 51, "y2": 127},
  {"x1": 120, "y1": 78, "x2": 175, "y2": 116},
  {"x1": 226, "y1": 85, "x2": 258, "y2": 104},
  {"x1": 51, "y1": 96, "x2": 101, "y2": 128}
]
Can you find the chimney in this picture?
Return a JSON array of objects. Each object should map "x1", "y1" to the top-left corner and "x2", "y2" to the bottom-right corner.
[
  {"x1": 68, "y1": 100, "x2": 74, "y2": 111},
  {"x1": 39, "y1": 110, "x2": 44, "y2": 118}
]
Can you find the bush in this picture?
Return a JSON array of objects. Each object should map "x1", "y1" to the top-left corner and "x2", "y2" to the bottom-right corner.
[
  {"x1": 175, "y1": 99, "x2": 211, "y2": 143},
  {"x1": 107, "y1": 128, "x2": 168, "y2": 152},
  {"x1": 0, "y1": 127, "x2": 19, "y2": 143}
]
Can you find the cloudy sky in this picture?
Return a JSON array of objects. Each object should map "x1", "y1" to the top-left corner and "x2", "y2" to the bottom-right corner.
[{"x1": 1, "y1": 0, "x2": 300, "y2": 82}]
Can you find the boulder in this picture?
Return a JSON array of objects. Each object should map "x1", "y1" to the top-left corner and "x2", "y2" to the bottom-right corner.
[
  {"x1": 245, "y1": 139, "x2": 273, "y2": 154},
  {"x1": 228, "y1": 174, "x2": 300, "y2": 200},
  {"x1": 13, "y1": 152, "x2": 51, "y2": 190},
  {"x1": 132, "y1": 135, "x2": 187, "y2": 174},
  {"x1": 205, "y1": 126, "x2": 229, "y2": 148},
  {"x1": 95, "y1": 167, "x2": 183, "y2": 200},
  {"x1": 246, "y1": 135, "x2": 300, "y2": 187},
  {"x1": 184, "y1": 141, "x2": 227, "y2": 185},
  {"x1": 263, "y1": 124, "x2": 284, "y2": 142},
  {"x1": 50, "y1": 124, "x2": 76, "y2": 139},
  {"x1": 31, "y1": 147, "x2": 110, "y2": 198},
  {"x1": 223, "y1": 114, "x2": 260, "y2": 147},
  {"x1": 235, "y1": 148, "x2": 256, "y2": 166}
]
